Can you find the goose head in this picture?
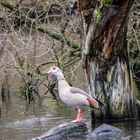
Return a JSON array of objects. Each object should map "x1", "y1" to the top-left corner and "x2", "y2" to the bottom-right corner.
[{"x1": 47, "y1": 66, "x2": 64, "y2": 79}]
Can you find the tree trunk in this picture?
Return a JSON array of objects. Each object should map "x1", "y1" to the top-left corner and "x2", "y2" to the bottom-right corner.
[
  {"x1": 78, "y1": 0, "x2": 137, "y2": 119},
  {"x1": 1, "y1": 72, "x2": 10, "y2": 102}
]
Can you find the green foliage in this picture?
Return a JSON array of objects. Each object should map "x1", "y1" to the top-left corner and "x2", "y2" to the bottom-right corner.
[
  {"x1": 94, "y1": 9, "x2": 102, "y2": 21},
  {"x1": 102, "y1": 0, "x2": 112, "y2": 6}
]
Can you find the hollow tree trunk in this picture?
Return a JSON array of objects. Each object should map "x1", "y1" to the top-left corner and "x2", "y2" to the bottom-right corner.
[{"x1": 78, "y1": 0, "x2": 137, "y2": 119}]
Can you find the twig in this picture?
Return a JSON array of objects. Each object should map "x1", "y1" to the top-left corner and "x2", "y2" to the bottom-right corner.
[{"x1": 15, "y1": 66, "x2": 30, "y2": 91}]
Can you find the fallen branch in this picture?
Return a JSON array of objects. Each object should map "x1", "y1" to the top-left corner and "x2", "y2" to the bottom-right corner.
[{"x1": 38, "y1": 25, "x2": 80, "y2": 49}]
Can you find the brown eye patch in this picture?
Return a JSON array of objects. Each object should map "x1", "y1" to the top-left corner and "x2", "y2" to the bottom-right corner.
[{"x1": 52, "y1": 67, "x2": 57, "y2": 70}]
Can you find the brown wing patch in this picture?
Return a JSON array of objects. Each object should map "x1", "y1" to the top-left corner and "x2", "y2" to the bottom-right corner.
[{"x1": 86, "y1": 96, "x2": 97, "y2": 108}]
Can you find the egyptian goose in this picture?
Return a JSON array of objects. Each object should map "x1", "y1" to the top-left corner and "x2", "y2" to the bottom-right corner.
[{"x1": 47, "y1": 66, "x2": 103, "y2": 122}]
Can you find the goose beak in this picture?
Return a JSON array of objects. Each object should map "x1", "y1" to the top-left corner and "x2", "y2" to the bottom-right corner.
[{"x1": 47, "y1": 69, "x2": 52, "y2": 74}]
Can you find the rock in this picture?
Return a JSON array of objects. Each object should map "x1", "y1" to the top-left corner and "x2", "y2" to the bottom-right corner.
[
  {"x1": 121, "y1": 136, "x2": 131, "y2": 140},
  {"x1": 89, "y1": 124, "x2": 122, "y2": 140},
  {"x1": 32, "y1": 121, "x2": 88, "y2": 140}
]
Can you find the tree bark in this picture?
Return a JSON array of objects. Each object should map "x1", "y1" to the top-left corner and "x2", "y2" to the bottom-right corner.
[{"x1": 78, "y1": 0, "x2": 137, "y2": 119}]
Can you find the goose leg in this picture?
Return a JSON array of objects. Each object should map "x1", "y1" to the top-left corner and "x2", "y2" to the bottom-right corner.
[{"x1": 71, "y1": 108, "x2": 83, "y2": 122}]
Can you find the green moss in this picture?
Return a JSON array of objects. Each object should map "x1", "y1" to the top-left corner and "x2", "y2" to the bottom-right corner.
[
  {"x1": 94, "y1": 9, "x2": 102, "y2": 21},
  {"x1": 94, "y1": 0, "x2": 112, "y2": 22},
  {"x1": 38, "y1": 25, "x2": 80, "y2": 50},
  {"x1": 102, "y1": 0, "x2": 112, "y2": 6}
]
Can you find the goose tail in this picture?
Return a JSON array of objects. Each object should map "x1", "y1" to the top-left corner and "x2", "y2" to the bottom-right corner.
[{"x1": 87, "y1": 96, "x2": 104, "y2": 111}]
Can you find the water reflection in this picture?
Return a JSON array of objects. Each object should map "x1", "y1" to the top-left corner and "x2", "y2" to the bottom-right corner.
[
  {"x1": 0, "y1": 92, "x2": 140, "y2": 140},
  {"x1": 0, "y1": 92, "x2": 74, "y2": 140}
]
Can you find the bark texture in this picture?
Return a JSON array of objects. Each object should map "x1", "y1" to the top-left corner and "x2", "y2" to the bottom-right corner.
[{"x1": 78, "y1": 0, "x2": 137, "y2": 119}]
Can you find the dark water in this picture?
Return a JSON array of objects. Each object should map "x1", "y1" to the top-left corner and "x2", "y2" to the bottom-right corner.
[{"x1": 0, "y1": 92, "x2": 140, "y2": 140}]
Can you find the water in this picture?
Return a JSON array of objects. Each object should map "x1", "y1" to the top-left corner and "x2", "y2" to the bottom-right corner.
[{"x1": 0, "y1": 92, "x2": 140, "y2": 140}]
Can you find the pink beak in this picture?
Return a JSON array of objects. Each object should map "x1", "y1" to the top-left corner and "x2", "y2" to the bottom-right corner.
[{"x1": 47, "y1": 69, "x2": 52, "y2": 74}]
